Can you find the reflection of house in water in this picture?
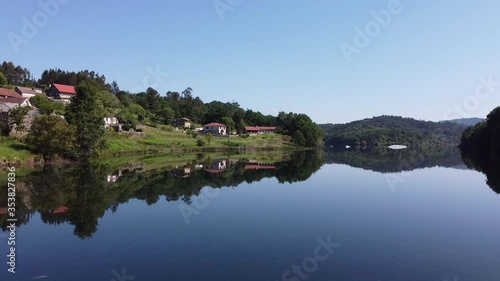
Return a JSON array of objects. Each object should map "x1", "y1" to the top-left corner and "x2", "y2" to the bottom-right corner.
[
  {"x1": 0, "y1": 208, "x2": 7, "y2": 215},
  {"x1": 204, "y1": 159, "x2": 228, "y2": 174},
  {"x1": 171, "y1": 166, "x2": 192, "y2": 178},
  {"x1": 52, "y1": 206, "x2": 69, "y2": 214},
  {"x1": 106, "y1": 163, "x2": 145, "y2": 183},
  {"x1": 244, "y1": 163, "x2": 276, "y2": 170}
]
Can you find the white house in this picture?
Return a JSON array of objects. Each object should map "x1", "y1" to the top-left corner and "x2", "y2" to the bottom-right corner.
[
  {"x1": 202, "y1": 122, "x2": 227, "y2": 136},
  {"x1": 104, "y1": 116, "x2": 122, "y2": 132}
]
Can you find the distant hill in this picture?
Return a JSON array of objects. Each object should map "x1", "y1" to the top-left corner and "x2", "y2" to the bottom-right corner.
[
  {"x1": 321, "y1": 115, "x2": 467, "y2": 148},
  {"x1": 443, "y1": 118, "x2": 484, "y2": 126}
]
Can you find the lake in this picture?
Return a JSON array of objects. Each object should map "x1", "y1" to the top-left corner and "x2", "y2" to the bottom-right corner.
[{"x1": 1, "y1": 148, "x2": 499, "y2": 281}]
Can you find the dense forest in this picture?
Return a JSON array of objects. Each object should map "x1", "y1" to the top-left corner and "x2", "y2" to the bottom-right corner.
[
  {"x1": 0, "y1": 61, "x2": 324, "y2": 152},
  {"x1": 321, "y1": 116, "x2": 467, "y2": 148},
  {"x1": 0, "y1": 150, "x2": 324, "y2": 239},
  {"x1": 459, "y1": 106, "x2": 500, "y2": 193}
]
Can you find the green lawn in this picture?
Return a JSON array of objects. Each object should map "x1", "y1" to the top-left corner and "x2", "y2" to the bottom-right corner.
[
  {"x1": 0, "y1": 137, "x2": 37, "y2": 162},
  {"x1": 102, "y1": 127, "x2": 295, "y2": 156}
]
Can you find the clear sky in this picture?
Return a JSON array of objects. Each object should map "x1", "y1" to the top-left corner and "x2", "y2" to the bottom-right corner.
[{"x1": 1, "y1": 0, "x2": 500, "y2": 124}]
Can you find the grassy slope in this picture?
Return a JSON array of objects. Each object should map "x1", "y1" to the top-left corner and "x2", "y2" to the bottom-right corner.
[
  {"x1": 102, "y1": 127, "x2": 295, "y2": 156},
  {"x1": 0, "y1": 128, "x2": 296, "y2": 163}
]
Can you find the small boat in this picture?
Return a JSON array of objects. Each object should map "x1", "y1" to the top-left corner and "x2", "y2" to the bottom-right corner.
[{"x1": 345, "y1": 145, "x2": 351, "y2": 149}]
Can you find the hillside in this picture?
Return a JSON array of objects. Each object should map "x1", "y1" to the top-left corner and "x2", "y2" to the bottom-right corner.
[
  {"x1": 444, "y1": 118, "x2": 484, "y2": 126},
  {"x1": 321, "y1": 115, "x2": 467, "y2": 148}
]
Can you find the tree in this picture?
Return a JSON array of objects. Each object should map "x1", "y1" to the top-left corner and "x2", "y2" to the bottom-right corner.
[
  {"x1": 0, "y1": 72, "x2": 7, "y2": 86},
  {"x1": 110, "y1": 80, "x2": 120, "y2": 95},
  {"x1": 26, "y1": 115, "x2": 76, "y2": 160},
  {"x1": 8, "y1": 106, "x2": 30, "y2": 133},
  {"x1": 221, "y1": 117, "x2": 236, "y2": 133},
  {"x1": 29, "y1": 94, "x2": 65, "y2": 115},
  {"x1": 65, "y1": 81, "x2": 106, "y2": 160},
  {"x1": 159, "y1": 107, "x2": 176, "y2": 124}
]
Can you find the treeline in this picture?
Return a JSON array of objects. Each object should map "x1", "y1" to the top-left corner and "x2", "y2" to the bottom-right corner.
[
  {"x1": 321, "y1": 115, "x2": 467, "y2": 148},
  {"x1": 1, "y1": 61, "x2": 324, "y2": 150},
  {"x1": 459, "y1": 107, "x2": 500, "y2": 157}
]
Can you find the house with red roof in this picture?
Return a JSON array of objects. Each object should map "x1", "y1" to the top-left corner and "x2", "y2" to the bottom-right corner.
[
  {"x1": 15, "y1": 86, "x2": 43, "y2": 99},
  {"x1": 203, "y1": 122, "x2": 227, "y2": 136},
  {"x1": 245, "y1": 126, "x2": 277, "y2": 134},
  {"x1": 47, "y1": 83, "x2": 77, "y2": 103}
]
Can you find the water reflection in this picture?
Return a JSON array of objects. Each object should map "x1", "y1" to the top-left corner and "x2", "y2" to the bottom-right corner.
[
  {"x1": 324, "y1": 146, "x2": 465, "y2": 173},
  {"x1": 461, "y1": 149, "x2": 500, "y2": 194},
  {"x1": 0, "y1": 151, "x2": 324, "y2": 239}
]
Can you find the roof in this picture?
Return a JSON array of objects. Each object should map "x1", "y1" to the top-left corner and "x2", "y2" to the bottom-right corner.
[
  {"x1": 0, "y1": 97, "x2": 28, "y2": 106},
  {"x1": 204, "y1": 169, "x2": 226, "y2": 174},
  {"x1": 204, "y1": 122, "x2": 226, "y2": 127},
  {"x1": 245, "y1": 165, "x2": 276, "y2": 170},
  {"x1": 245, "y1": 126, "x2": 277, "y2": 131},
  {"x1": 0, "y1": 88, "x2": 22, "y2": 98},
  {"x1": 52, "y1": 83, "x2": 76, "y2": 95},
  {"x1": 15, "y1": 86, "x2": 41, "y2": 95},
  {"x1": 52, "y1": 206, "x2": 69, "y2": 214}
]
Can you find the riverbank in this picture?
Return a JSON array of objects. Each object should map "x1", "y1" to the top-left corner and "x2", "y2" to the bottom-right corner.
[{"x1": 0, "y1": 128, "x2": 299, "y2": 166}]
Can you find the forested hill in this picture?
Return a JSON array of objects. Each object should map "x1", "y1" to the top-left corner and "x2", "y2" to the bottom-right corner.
[{"x1": 321, "y1": 115, "x2": 467, "y2": 148}]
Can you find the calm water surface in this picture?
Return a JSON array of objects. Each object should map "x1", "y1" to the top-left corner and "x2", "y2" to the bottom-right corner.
[{"x1": 1, "y1": 149, "x2": 499, "y2": 281}]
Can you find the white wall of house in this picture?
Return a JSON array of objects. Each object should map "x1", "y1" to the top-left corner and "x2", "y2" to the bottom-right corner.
[{"x1": 203, "y1": 126, "x2": 227, "y2": 135}]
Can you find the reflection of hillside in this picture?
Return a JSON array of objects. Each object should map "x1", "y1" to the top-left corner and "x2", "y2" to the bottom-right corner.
[
  {"x1": 323, "y1": 147, "x2": 464, "y2": 173},
  {"x1": 0, "y1": 151, "x2": 323, "y2": 238},
  {"x1": 462, "y1": 151, "x2": 500, "y2": 194}
]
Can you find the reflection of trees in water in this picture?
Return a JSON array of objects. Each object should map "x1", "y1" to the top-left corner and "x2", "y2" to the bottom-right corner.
[
  {"x1": 461, "y1": 150, "x2": 500, "y2": 194},
  {"x1": 323, "y1": 146, "x2": 464, "y2": 173},
  {"x1": 0, "y1": 150, "x2": 324, "y2": 238}
]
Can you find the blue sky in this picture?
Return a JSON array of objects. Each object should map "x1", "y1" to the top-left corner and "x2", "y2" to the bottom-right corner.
[{"x1": 1, "y1": 0, "x2": 500, "y2": 123}]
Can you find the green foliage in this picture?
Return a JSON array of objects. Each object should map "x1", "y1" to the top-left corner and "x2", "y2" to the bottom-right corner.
[
  {"x1": 26, "y1": 115, "x2": 76, "y2": 159},
  {"x1": 8, "y1": 106, "x2": 31, "y2": 133},
  {"x1": 159, "y1": 107, "x2": 176, "y2": 124},
  {"x1": 29, "y1": 94, "x2": 65, "y2": 115},
  {"x1": 0, "y1": 72, "x2": 7, "y2": 86},
  {"x1": 0, "y1": 61, "x2": 33, "y2": 86},
  {"x1": 460, "y1": 106, "x2": 500, "y2": 158},
  {"x1": 205, "y1": 132, "x2": 213, "y2": 144},
  {"x1": 277, "y1": 112, "x2": 324, "y2": 147},
  {"x1": 221, "y1": 116, "x2": 236, "y2": 133},
  {"x1": 322, "y1": 115, "x2": 467, "y2": 148},
  {"x1": 196, "y1": 138, "x2": 206, "y2": 146},
  {"x1": 65, "y1": 81, "x2": 106, "y2": 160}
]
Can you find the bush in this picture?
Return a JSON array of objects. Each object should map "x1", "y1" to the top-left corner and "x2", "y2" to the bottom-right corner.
[
  {"x1": 196, "y1": 138, "x2": 206, "y2": 146},
  {"x1": 240, "y1": 134, "x2": 250, "y2": 138}
]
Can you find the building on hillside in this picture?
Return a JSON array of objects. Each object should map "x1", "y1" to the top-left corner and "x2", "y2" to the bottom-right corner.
[
  {"x1": 104, "y1": 116, "x2": 122, "y2": 132},
  {"x1": 171, "y1": 118, "x2": 192, "y2": 129},
  {"x1": 202, "y1": 122, "x2": 227, "y2": 136},
  {"x1": 14, "y1": 86, "x2": 43, "y2": 99},
  {"x1": 47, "y1": 83, "x2": 76, "y2": 103},
  {"x1": 244, "y1": 126, "x2": 277, "y2": 134},
  {"x1": 0, "y1": 88, "x2": 23, "y2": 99}
]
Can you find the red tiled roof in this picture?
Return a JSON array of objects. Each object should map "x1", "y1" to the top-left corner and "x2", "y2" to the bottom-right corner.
[
  {"x1": 245, "y1": 165, "x2": 276, "y2": 170},
  {"x1": 53, "y1": 206, "x2": 69, "y2": 214},
  {"x1": 52, "y1": 83, "x2": 76, "y2": 95},
  {"x1": 0, "y1": 88, "x2": 22, "y2": 98},
  {"x1": 204, "y1": 122, "x2": 226, "y2": 127},
  {"x1": 0, "y1": 97, "x2": 28, "y2": 106},
  {"x1": 245, "y1": 126, "x2": 277, "y2": 131},
  {"x1": 204, "y1": 169, "x2": 226, "y2": 174}
]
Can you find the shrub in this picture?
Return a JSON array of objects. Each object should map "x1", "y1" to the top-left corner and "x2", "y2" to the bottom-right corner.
[{"x1": 196, "y1": 138, "x2": 206, "y2": 146}]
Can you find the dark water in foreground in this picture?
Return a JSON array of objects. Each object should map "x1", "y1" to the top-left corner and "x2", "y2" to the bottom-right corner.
[{"x1": 1, "y1": 148, "x2": 500, "y2": 281}]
